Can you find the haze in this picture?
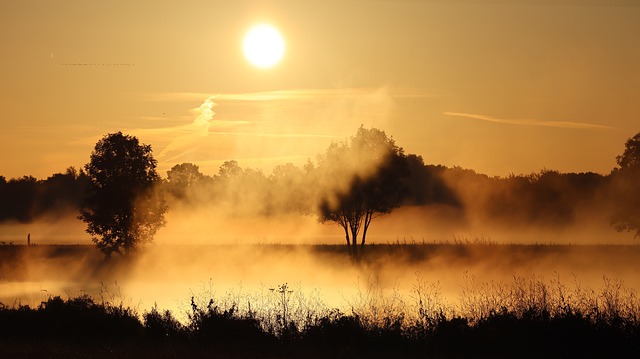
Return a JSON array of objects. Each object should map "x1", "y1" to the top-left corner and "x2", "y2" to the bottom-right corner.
[
  {"x1": 2, "y1": 1, "x2": 639, "y2": 179},
  {"x1": 2, "y1": 0, "x2": 640, "y2": 337}
]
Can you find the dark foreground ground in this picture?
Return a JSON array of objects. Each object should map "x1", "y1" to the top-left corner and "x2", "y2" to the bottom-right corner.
[
  {"x1": 1, "y1": 293, "x2": 639, "y2": 358},
  {"x1": 2, "y1": 244, "x2": 640, "y2": 358}
]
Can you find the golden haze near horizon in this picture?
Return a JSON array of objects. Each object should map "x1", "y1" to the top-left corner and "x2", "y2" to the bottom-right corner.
[
  {"x1": 1, "y1": 1, "x2": 639, "y2": 180},
  {"x1": 3, "y1": 1, "x2": 640, "y2": 332}
]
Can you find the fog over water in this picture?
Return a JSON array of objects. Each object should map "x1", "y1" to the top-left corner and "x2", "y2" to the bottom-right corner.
[
  {"x1": 2, "y1": 217, "x2": 638, "y2": 323},
  {"x1": 2, "y1": 129, "x2": 640, "y2": 324}
]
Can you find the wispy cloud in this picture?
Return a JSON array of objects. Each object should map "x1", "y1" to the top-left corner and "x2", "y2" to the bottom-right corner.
[
  {"x1": 109, "y1": 86, "x2": 435, "y2": 170},
  {"x1": 443, "y1": 112, "x2": 614, "y2": 130},
  {"x1": 128, "y1": 91, "x2": 349, "y2": 165},
  {"x1": 140, "y1": 92, "x2": 216, "y2": 102},
  {"x1": 216, "y1": 87, "x2": 437, "y2": 101},
  {"x1": 206, "y1": 131, "x2": 338, "y2": 139},
  {"x1": 142, "y1": 87, "x2": 437, "y2": 103},
  {"x1": 155, "y1": 96, "x2": 216, "y2": 163}
]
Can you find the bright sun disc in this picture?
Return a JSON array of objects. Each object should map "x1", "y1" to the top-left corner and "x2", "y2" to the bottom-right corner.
[{"x1": 243, "y1": 24, "x2": 285, "y2": 68}]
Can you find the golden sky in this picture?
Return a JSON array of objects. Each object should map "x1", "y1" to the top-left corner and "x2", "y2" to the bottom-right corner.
[{"x1": 1, "y1": 0, "x2": 639, "y2": 179}]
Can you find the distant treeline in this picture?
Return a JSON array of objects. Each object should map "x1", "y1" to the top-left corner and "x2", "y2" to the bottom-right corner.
[
  {"x1": 0, "y1": 157, "x2": 636, "y2": 230},
  {"x1": 0, "y1": 167, "x2": 89, "y2": 222}
]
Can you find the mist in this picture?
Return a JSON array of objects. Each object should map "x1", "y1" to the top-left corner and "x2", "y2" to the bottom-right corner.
[
  {"x1": 1, "y1": 163, "x2": 632, "y2": 246},
  {"x1": 3, "y1": 239, "x2": 640, "y2": 325},
  {"x1": 2, "y1": 127, "x2": 640, "y2": 330}
]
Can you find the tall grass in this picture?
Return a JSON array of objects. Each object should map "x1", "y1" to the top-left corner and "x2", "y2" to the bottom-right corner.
[{"x1": 1, "y1": 274, "x2": 639, "y2": 357}]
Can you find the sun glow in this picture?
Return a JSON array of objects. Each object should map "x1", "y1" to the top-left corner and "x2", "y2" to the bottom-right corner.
[{"x1": 243, "y1": 24, "x2": 285, "y2": 68}]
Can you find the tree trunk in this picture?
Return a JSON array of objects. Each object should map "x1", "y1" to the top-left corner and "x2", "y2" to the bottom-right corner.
[
  {"x1": 343, "y1": 226, "x2": 350, "y2": 246},
  {"x1": 361, "y1": 214, "x2": 371, "y2": 248},
  {"x1": 343, "y1": 226, "x2": 351, "y2": 257},
  {"x1": 351, "y1": 227, "x2": 360, "y2": 261},
  {"x1": 360, "y1": 212, "x2": 373, "y2": 259},
  {"x1": 351, "y1": 242, "x2": 358, "y2": 261}
]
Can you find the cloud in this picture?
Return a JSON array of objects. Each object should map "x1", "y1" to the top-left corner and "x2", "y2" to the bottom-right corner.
[
  {"x1": 443, "y1": 112, "x2": 614, "y2": 130},
  {"x1": 137, "y1": 85, "x2": 424, "y2": 141},
  {"x1": 140, "y1": 92, "x2": 216, "y2": 102},
  {"x1": 155, "y1": 96, "x2": 216, "y2": 163},
  {"x1": 143, "y1": 87, "x2": 436, "y2": 104},
  {"x1": 94, "y1": 86, "x2": 432, "y2": 174},
  {"x1": 207, "y1": 131, "x2": 338, "y2": 139}
]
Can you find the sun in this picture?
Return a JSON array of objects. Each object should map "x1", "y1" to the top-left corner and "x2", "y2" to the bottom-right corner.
[{"x1": 243, "y1": 24, "x2": 285, "y2": 69}]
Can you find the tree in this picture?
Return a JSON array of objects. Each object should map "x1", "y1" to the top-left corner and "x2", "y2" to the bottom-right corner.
[
  {"x1": 616, "y1": 132, "x2": 640, "y2": 171},
  {"x1": 38, "y1": 167, "x2": 89, "y2": 217},
  {"x1": 268, "y1": 163, "x2": 312, "y2": 215},
  {"x1": 217, "y1": 160, "x2": 243, "y2": 179},
  {"x1": 611, "y1": 131, "x2": 640, "y2": 238},
  {"x1": 79, "y1": 132, "x2": 167, "y2": 256},
  {"x1": 167, "y1": 163, "x2": 204, "y2": 187},
  {"x1": 317, "y1": 127, "x2": 407, "y2": 259},
  {"x1": 166, "y1": 163, "x2": 205, "y2": 200}
]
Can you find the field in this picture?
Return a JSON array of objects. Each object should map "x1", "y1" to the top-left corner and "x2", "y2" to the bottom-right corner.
[{"x1": 1, "y1": 243, "x2": 640, "y2": 357}]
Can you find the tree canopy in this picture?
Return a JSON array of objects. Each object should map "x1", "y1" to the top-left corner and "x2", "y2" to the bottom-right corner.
[
  {"x1": 79, "y1": 132, "x2": 167, "y2": 256},
  {"x1": 5, "y1": 128, "x2": 640, "y2": 246},
  {"x1": 616, "y1": 132, "x2": 640, "y2": 172},
  {"x1": 316, "y1": 127, "x2": 408, "y2": 258},
  {"x1": 166, "y1": 163, "x2": 205, "y2": 200},
  {"x1": 611, "y1": 131, "x2": 640, "y2": 238}
]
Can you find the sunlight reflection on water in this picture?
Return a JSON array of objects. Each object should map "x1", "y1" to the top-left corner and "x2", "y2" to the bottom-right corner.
[{"x1": 2, "y1": 244, "x2": 640, "y2": 323}]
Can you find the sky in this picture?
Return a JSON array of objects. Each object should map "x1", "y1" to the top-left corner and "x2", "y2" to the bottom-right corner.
[{"x1": 2, "y1": 0, "x2": 639, "y2": 180}]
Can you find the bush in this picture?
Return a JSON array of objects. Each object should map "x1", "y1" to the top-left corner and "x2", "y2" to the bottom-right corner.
[{"x1": 1, "y1": 276, "x2": 640, "y2": 357}]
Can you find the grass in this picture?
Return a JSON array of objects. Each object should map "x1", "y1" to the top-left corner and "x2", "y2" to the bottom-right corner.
[
  {"x1": 2, "y1": 242, "x2": 640, "y2": 357},
  {"x1": 1, "y1": 271, "x2": 640, "y2": 358}
]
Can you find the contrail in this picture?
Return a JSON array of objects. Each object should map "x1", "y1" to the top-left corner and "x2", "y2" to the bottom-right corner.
[{"x1": 443, "y1": 112, "x2": 614, "y2": 130}]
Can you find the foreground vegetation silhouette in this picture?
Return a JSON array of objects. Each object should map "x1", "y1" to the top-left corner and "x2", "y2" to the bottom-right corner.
[{"x1": 1, "y1": 274, "x2": 639, "y2": 358}]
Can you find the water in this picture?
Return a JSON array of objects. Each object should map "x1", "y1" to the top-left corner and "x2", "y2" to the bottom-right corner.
[{"x1": 2, "y1": 244, "x2": 639, "y2": 323}]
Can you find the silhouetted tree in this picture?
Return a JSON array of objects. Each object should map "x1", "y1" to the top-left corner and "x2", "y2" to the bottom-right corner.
[
  {"x1": 0, "y1": 176, "x2": 5, "y2": 220},
  {"x1": 79, "y1": 132, "x2": 167, "y2": 256},
  {"x1": 400, "y1": 155, "x2": 460, "y2": 206},
  {"x1": 1, "y1": 176, "x2": 38, "y2": 222},
  {"x1": 611, "y1": 131, "x2": 640, "y2": 238},
  {"x1": 166, "y1": 163, "x2": 205, "y2": 199},
  {"x1": 616, "y1": 132, "x2": 640, "y2": 171},
  {"x1": 317, "y1": 127, "x2": 407, "y2": 258},
  {"x1": 209, "y1": 160, "x2": 271, "y2": 216},
  {"x1": 268, "y1": 163, "x2": 312, "y2": 215},
  {"x1": 37, "y1": 167, "x2": 89, "y2": 218},
  {"x1": 217, "y1": 160, "x2": 243, "y2": 179},
  {"x1": 0, "y1": 169, "x2": 89, "y2": 223}
]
